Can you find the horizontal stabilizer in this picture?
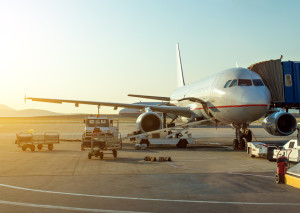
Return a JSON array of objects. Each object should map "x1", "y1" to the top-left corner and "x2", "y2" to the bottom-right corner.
[{"x1": 128, "y1": 94, "x2": 170, "y2": 101}]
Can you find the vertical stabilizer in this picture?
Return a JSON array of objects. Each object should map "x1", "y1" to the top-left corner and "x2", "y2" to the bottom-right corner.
[{"x1": 176, "y1": 43, "x2": 185, "y2": 87}]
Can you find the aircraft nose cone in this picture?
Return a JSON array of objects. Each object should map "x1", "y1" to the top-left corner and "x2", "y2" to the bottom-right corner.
[
  {"x1": 242, "y1": 87, "x2": 270, "y2": 105},
  {"x1": 240, "y1": 88, "x2": 270, "y2": 121}
]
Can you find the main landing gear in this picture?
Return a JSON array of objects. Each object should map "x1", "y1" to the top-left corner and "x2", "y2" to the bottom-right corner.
[{"x1": 233, "y1": 124, "x2": 252, "y2": 151}]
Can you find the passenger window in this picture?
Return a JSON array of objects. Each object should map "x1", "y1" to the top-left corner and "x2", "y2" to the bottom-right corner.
[
  {"x1": 285, "y1": 74, "x2": 292, "y2": 87},
  {"x1": 224, "y1": 80, "x2": 232, "y2": 88},
  {"x1": 238, "y1": 79, "x2": 252, "y2": 86},
  {"x1": 252, "y1": 79, "x2": 264, "y2": 86},
  {"x1": 229, "y1": 79, "x2": 237, "y2": 87}
]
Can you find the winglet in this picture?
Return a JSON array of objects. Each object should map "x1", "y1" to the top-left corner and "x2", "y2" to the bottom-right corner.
[
  {"x1": 176, "y1": 43, "x2": 185, "y2": 88},
  {"x1": 24, "y1": 94, "x2": 26, "y2": 104}
]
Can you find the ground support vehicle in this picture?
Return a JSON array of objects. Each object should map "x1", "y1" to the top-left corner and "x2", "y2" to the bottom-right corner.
[
  {"x1": 273, "y1": 124, "x2": 300, "y2": 162},
  {"x1": 15, "y1": 132, "x2": 59, "y2": 151},
  {"x1": 273, "y1": 140, "x2": 300, "y2": 163},
  {"x1": 134, "y1": 131, "x2": 194, "y2": 150},
  {"x1": 87, "y1": 133, "x2": 121, "y2": 160},
  {"x1": 128, "y1": 120, "x2": 209, "y2": 150},
  {"x1": 247, "y1": 142, "x2": 268, "y2": 158},
  {"x1": 81, "y1": 116, "x2": 120, "y2": 150},
  {"x1": 266, "y1": 145, "x2": 283, "y2": 161}
]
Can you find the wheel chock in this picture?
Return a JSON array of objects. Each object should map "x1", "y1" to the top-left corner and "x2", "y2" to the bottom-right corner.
[
  {"x1": 158, "y1": 157, "x2": 172, "y2": 162},
  {"x1": 150, "y1": 157, "x2": 156, "y2": 162},
  {"x1": 144, "y1": 156, "x2": 151, "y2": 161},
  {"x1": 145, "y1": 156, "x2": 171, "y2": 162},
  {"x1": 159, "y1": 157, "x2": 164, "y2": 161}
]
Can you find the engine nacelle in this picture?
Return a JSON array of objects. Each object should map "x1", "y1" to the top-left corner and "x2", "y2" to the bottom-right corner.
[
  {"x1": 262, "y1": 111, "x2": 297, "y2": 136},
  {"x1": 136, "y1": 112, "x2": 162, "y2": 132}
]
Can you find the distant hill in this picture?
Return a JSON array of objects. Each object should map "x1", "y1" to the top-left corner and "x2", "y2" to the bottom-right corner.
[{"x1": 0, "y1": 104, "x2": 60, "y2": 117}]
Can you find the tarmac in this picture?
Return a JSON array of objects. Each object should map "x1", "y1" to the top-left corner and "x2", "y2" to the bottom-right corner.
[{"x1": 0, "y1": 122, "x2": 300, "y2": 213}]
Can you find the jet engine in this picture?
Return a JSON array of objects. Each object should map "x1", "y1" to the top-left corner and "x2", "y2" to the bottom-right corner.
[
  {"x1": 136, "y1": 112, "x2": 162, "y2": 132},
  {"x1": 262, "y1": 111, "x2": 297, "y2": 136}
]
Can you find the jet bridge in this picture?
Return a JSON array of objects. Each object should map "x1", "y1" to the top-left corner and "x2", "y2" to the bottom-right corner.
[{"x1": 248, "y1": 59, "x2": 300, "y2": 110}]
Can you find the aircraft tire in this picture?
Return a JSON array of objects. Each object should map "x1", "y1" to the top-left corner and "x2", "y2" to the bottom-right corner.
[
  {"x1": 240, "y1": 138, "x2": 246, "y2": 149},
  {"x1": 30, "y1": 145, "x2": 35, "y2": 152},
  {"x1": 100, "y1": 152, "x2": 104, "y2": 160},
  {"x1": 233, "y1": 139, "x2": 238, "y2": 150},
  {"x1": 37, "y1": 144, "x2": 43, "y2": 150},
  {"x1": 176, "y1": 139, "x2": 187, "y2": 148},
  {"x1": 244, "y1": 130, "x2": 252, "y2": 142},
  {"x1": 113, "y1": 149, "x2": 117, "y2": 158},
  {"x1": 48, "y1": 144, "x2": 53, "y2": 150},
  {"x1": 140, "y1": 139, "x2": 150, "y2": 148},
  {"x1": 88, "y1": 153, "x2": 92, "y2": 159}
]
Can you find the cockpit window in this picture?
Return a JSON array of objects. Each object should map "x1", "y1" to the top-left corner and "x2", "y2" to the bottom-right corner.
[
  {"x1": 238, "y1": 79, "x2": 252, "y2": 86},
  {"x1": 252, "y1": 79, "x2": 264, "y2": 86},
  {"x1": 224, "y1": 80, "x2": 232, "y2": 88},
  {"x1": 229, "y1": 79, "x2": 237, "y2": 87}
]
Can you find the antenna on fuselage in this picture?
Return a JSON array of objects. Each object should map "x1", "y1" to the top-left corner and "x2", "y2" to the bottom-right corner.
[{"x1": 176, "y1": 43, "x2": 185, "y2": 88}]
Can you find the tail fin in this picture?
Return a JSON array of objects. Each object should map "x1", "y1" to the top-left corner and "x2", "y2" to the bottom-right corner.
[{"x1": 176, "y1": 43, "x2": 185, "y2": 88}]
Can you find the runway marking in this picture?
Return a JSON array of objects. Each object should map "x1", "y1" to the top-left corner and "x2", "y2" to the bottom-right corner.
[
  {"x1": 0, "y1": 199, "x2": 149, "y2": 213},
  {"x1": 1, "y1": 183, "x2": 300, "y2": 206},
  {"x1": 167, "y1": 161, "x2": 273, "y2": 179}
]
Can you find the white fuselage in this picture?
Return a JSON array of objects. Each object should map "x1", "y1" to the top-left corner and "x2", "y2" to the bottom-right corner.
[{"x1": 170, "y1": 68, "x2": 271, "y2": 125}]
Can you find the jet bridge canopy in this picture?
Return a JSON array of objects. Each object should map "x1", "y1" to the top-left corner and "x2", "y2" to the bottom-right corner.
[
  {"x1": 248, "y1": 59, "x2": 285, "y2": 103},
  {"x1": 248, "y1": 59, "x2": 300, "y2": 109}
]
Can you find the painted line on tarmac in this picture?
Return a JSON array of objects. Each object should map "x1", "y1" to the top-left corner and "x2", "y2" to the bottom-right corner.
[
  {"x1": 1, "y1": 183, "x2": 300, "y2": 206},
  {"x1": 0, "y1": 199, "x2": 149, "y2": 213},
  {"x1": 167, "y1": 161, "x2": 273, "y2": 179}
]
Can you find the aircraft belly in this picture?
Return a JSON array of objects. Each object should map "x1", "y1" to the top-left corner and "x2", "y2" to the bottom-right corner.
[{"x1": 213, "y1": 105, "x2": 268, "y2": 124}]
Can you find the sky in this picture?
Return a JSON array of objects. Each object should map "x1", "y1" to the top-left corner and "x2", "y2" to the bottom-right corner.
[{"x1": 0, "y1": 0, "x2": 300, "y2": 114}]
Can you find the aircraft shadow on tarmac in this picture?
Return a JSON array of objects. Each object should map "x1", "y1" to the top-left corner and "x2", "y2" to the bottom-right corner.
[
  {"x1": 90, "y1": 157, "x2": 151, "y2": 165},
  {"x1": 21, "y1": 149, "x2": 81, "y2": 154},
  {"x1": 118, "y1": 149, "x2": 159, "y2": 153}
]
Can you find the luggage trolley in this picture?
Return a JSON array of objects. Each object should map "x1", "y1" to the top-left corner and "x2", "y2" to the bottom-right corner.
[
  {"x1": 87, "y1": 133, "x2": 121, "y2": 160},
  {"x1": 15, "y1": 132, "x2": 60, "y2": 151}
]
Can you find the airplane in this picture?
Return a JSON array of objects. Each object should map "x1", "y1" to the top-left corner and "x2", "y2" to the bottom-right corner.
[{"x1": 26, "y1": 44, "x2": 298, "y2": 150}]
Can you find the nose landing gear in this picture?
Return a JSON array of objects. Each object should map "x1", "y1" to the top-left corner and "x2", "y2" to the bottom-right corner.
[{"x1": 233, "y1": 124, "x2": 252, "y2": 150}]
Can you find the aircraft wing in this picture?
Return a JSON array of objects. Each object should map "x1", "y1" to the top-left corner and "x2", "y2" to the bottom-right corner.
[{"x1": 26, "y1": 97, "x2": 192, "y2": 117}]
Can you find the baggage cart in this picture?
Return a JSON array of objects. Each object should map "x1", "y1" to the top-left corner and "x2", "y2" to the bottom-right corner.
[
  {"x1": 87, "y1": 133, "x2": 121, "y2": 160},
  {"x1": 15, "y1": 132, "x2": 59, "y2": 151}
]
